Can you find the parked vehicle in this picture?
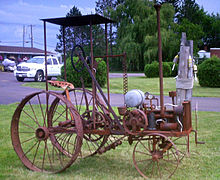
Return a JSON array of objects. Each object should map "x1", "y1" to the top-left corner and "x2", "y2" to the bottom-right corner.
[
  {"x1": 14, "y1": 56, "x2": 62, "y2": 82},
  {"x1": 2, "y1": 58, "x2": 16, "y2": 72}
]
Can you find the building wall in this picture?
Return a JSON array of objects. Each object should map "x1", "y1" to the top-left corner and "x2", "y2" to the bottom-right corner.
[{"x1": 210, "y1": 48, "x2": 220, "y2": 58}]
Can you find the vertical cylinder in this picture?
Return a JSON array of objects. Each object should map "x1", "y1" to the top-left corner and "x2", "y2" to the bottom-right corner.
[
  {"x1": 90, "y1": 21, "x2": 96, "y2": 129},
  {"x1": 182, "y1": 101, "x2": 192, "y2": 131},
  {"x1": 30, "y1": 24, "x2": 33, "y2": 48},
  {"x1": 62, "y1": 26, "x2": 67, "y2": 81},
  {"x1": 154, "y1": 4, "x2": 164, "y2": 116},
  {"x1": 105, "y1": 23, "x2": 110, "y2": 103},
  {"x1": 43, "y1": 21, "x2": 49, "y2": 118},
  {"x1": 43, "y1": 21, "x2": 48, "y2": 91}
]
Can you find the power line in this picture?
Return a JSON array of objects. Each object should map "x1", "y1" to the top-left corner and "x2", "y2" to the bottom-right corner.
[
  {"x1": 34, "y1": 41, "x2": 56, "y2": 48},
  {"x1": 0, "y1": 21, "x2": 59, "y2": 30},
  {"x1": 0, "y1": 40, "x2": 24, "y2": 43}
]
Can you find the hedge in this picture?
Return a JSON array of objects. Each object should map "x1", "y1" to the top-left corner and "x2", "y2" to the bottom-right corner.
[
  {"x1": 61, "y1": 57, "x2": 107, "y2": 87},
  {"x1": 197, "y1": 56, "x2": 220, "y2": 87},
  {"x1": 144, "y1": 61, "x2": 171, "y2": 78}
]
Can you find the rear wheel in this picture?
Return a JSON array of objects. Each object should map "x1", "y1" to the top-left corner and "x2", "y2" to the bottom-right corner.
[
  {"x1": 35, "y1": 71, "x2": 44, "y2": 82},
  {"x1": 62, "y1": 88, "x2": 109, "y2": 158},
  {"x1": 16, "y1": 76, "x2": 24, "y2": 82}
]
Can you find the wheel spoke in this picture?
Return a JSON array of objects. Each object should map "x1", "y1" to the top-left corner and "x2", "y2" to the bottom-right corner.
[
  {"x1": 171, "y1": 148, "x2": 179, "y2": 162},
  {"x1": 19, "y1": 131, "x2": 35, "y2": 133},
  {"x1": 139, "y1": 140, "x2": 150, "y2": 152},
  {"x1": 136, "y1": 158, "x2": 152, "y2": 163},
  {"x1": 20, "y1": 120, "x2": 35, "y2": 131},
  {"x1": 45, "y1": 140, "x2": 54, "y2": 171},
  {"x1": 157, "y1": 160, "x2": 162, "y2": 178},
  {"x1": 41, "y1": 140, "x2": 47, "y2": 171},
  {"x1": 21, "y1": 136, "x2": 36, "y2": 144},
  {"x1": 52, "y1": 109, "x2": 67, "y2": 124},
  {"x1": 37, "y1": 94, "x2": 46, "y2": 126},
  {"x1": 22, "y1": 109, "x2": 39, "y2": 128},
  {"x1": 32, "y1": 141, "x2": 41, "y2": 166},
  {"x1": 135, "y1": 150, "x2": 151, "y2": 156},
  {"x1": 151, "y1": 162, "x2": 155, "y2": 178},
  {"x1": 28, "y1": 101, "x2": 41, "y2": 127},
  {"x1": 23, "y1": 140, "x2": 38, "y2": 157}
]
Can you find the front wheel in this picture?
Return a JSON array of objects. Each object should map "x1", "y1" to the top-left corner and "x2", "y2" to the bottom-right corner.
[
  {"x1": 35, "y1": 71, "x2": 44, "y2": 82},
  {"x1": 16, "y1": 76, "x2": 24, "y2": 82},
  {"x1": 11, "y1": 91, "x2": 83, "y2": 173},
  {"x1": 133, "y1": 133, "x2": 179, "y2": 179}
]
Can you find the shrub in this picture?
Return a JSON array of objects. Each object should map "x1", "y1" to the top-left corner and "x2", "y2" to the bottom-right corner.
[
  {"x1": 197, "y1": 56, "x2": 220, "y2": 87},
  {"x1": 61, "y1": 57, "x2": 107, "y2": 87},
  {"x1": 163, "y1": 62, "x2": 171, "y2": 77},
  {"x1": 144, "y1": 61, "x2": 159, "y2": 78},
  {"x1": 144, "y1": 61, "x2": 171, "y2": 78},
  {"x1": 167, "y1": 62, "x2": 178, "y2": 77}
]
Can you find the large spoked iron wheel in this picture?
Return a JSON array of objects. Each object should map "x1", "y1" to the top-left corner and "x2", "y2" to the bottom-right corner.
[
  {"x1": 133, "y1": 133, "x2": 180, "y2": 179},
  {"x1": 11, "y1": 91, "x2": 83, "y2": 173},
  {"x1": 60, "y1": 88, "x2": 109, "y2": 158}
]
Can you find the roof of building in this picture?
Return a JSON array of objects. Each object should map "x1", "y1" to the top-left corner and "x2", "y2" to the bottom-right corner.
[
  {"x1": 0, "y1": 45, "x2": 54, "y2": 55},
  {"x1": 210, "y1": 48, "x2": 220, "y2": 50},
  {"x1": 198, "y1": 50, "x2": 210, "y2": 58},
  {"x1": 42, "y1": 14, "x2": 115, "y2": 27}
]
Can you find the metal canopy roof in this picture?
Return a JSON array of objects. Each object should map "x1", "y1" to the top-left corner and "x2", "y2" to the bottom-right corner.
[{"x1": 41, "y1": 14, "x2": 115, "y2": 27}]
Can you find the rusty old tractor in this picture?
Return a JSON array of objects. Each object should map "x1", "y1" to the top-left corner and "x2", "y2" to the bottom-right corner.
[{"x1": 11, "y1": 4, "x2": 203, "y2": 179}]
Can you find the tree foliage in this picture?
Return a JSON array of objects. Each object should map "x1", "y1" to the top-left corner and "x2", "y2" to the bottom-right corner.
[
  {"x1": 111, "y1": 0, "x2": 179, "y2": 71},
  {"x1": 55, "y1": 6, "x2": 106, "y2": 57},
  {"x1": 55, "y1": 6, "x2": 89, "y2": 54},
  {"x1": 163, "y1": 0, "x2": 220, "y2": 50},
  {"x1": 55, "y1": 0, "x2": 220, "y2": 73},
  {"x1": 95, "y1": 0, "x2": 117, "y2": 55}
]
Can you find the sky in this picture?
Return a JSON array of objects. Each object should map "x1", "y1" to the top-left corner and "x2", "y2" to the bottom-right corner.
[{"x1": 0, "y1": 0, "x2": 219, "y2": 53}]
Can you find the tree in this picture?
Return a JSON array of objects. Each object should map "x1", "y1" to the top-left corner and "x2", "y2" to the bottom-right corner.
[
  {"x1": 174, "y1": 18, "x2": 204, "y2": 53},
  {"x1": 111, "y1": 0, "x2": 179, "y2": 71},
  {"x1": 55, "y1": 6, "x2": 90, "y2": 54},
  {"x1": 163, "y1": 0, "x2": 220, "y2": 50},
  {"x1": 201, "y1": 13, "x2": 220, "y2": 49},
  {"x1": 95, "y1": 0, "x2": 117, "y2": 55},
  {"x1": 55, "y1": 6, "x2": 105, "y2": 57}
]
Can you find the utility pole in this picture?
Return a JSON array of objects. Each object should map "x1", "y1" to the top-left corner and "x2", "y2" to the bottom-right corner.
[
  {"x1": 30, "y1": 24, "x2": 33, "y2": 48},
  {"x1": 23, "y1": 25, "x2": 25, "y2": 47}
]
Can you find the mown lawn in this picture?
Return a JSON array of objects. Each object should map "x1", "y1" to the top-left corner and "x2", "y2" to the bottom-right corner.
[
  {"x1": 0, "y1": 103, "x2": 220, "y2": 179},
  {"x1": 22, "y1": 76, "x2": 220, "y2": 97}
]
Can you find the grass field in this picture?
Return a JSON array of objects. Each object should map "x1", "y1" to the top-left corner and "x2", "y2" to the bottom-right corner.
[
  {"x1": 1, "y1": 103, "x2": 220, "y2": 180},
  {"x1": 22, "y1": 77, "x2": 220, "y2": 97}
]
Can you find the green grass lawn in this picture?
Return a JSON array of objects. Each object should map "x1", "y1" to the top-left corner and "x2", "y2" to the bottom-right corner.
[
  {"x1": 0, "y1": 103, "x2": 220, "y2": 179},
  {"x1": 22, "y1": 77, "x2": 220, "y2": 97}
]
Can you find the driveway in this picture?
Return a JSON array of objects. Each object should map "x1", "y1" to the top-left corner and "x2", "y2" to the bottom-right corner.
[
  {"x1": 0, "y1": 71, "x2": 40, "y2": 104},
  {"x1": 0, "y1": 71, "x2": 220, "y2": 112}
]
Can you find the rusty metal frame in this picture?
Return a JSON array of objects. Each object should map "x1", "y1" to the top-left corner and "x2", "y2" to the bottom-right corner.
[
  {"x1": 11, "y1": 6, "x2": 204, "y2": 178},
  {"x1": 41, "y1": 8, "x2": 197, "y2": 140}
]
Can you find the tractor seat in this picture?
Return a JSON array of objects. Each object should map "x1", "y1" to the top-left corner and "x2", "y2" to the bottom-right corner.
[{"x1": 48, "y1": 80, "x2": 74, "y2": 89}]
